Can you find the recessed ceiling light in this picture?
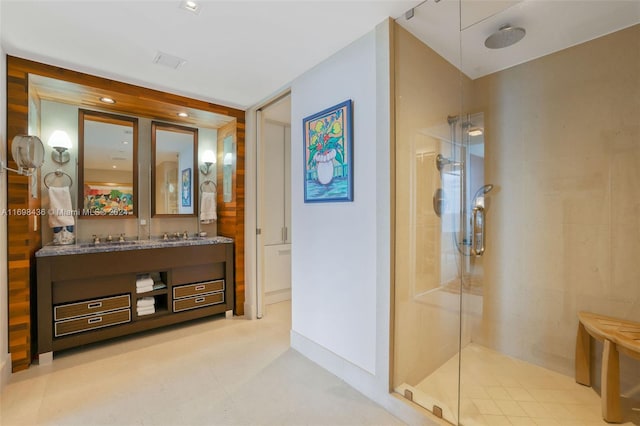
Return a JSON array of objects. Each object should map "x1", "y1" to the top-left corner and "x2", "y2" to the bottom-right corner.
[
  {"x1": 122, "y1": 141, "x2": 129, "y2": 145},
  {"x1": 100, "y1": 97, "x2": 115, "y2": 104},
  {"x1": 180, "y1": 0, "x2": 201, "y2": 14},
  {"x1": 177, "y1": 112, "x2": 189, "y2": 118},
  {"x1": 112, "y1": 165, "x2": 117, "y2": 169},
  {"x1": 468, "y1": 128, "x2": 484, "y2": 137}
]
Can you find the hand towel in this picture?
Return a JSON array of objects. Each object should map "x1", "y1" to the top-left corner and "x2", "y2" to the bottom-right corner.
[
  {"x1": 136, "y1": 285, "x2": 153, "y2": 294},
  {"x1": 48, "y1": 186, "x2": 75, "y2": 227},
  {"x1": 136, "y1": 297, "x2": 155, "y2": 308},
  {"x1": 200, "y1": 192, "x2": 217, "y2": 224}
]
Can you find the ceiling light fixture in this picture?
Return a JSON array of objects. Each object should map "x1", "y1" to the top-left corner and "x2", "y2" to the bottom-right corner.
[
  {"x1": 177, "y1": 112, "x2": 189, "y2": 118},
  {"x1": 468, "y1": 127, "x2": 484, "y2": 137},
  {"x1": 180, "y1": 0, "x2": 201, "y2": 15},
  {"x1": 99, "y1": 97, "x2": 116, "y2": 104}
]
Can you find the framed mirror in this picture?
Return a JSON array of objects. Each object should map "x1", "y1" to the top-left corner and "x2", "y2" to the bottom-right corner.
[
  {"x1": 152, "y1": 122, "x2": 198, "y2": 217},
  {"x1": 78, "y1": 109, "x2": 138, "y2": 217}
]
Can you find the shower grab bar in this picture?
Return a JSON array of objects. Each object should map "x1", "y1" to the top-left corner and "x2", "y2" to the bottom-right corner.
[{"x1": 471, "y1": 206, "x2": 485, "y2": 256}]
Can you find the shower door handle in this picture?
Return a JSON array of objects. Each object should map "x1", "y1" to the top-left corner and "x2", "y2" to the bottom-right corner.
[{"x1": 471, "y1": 206, "x2": 486, "y2": 256}]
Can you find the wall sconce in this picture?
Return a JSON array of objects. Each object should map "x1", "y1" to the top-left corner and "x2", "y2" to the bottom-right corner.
[
  {"x1": 48, "y1": 130, "x2": 72, "y2": 164},
  {"x1": 199, "y1": 149, "x2": 216, "y2": 175},
  {"x1": 1, "y1": 135, "x2": 45, "y2": 176}
]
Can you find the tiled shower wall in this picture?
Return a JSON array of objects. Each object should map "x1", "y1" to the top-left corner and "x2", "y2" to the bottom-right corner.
[{"x1": 469, "y1": 24, "x2": 640, "y2": 391}]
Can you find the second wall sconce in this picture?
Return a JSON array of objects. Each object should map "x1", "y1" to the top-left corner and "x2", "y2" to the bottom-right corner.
[
  {"x1": 48, "y1": 130, "x2": 72, "y2": 164},
  {"x1": 200, "y1": 149, "x2": 216, "y2": 175}
]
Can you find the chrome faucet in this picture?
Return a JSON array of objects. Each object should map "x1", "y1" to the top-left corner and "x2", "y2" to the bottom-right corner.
[
  {"x1": 162, "y1": 232, "x2": 169, "y2": 241},
  {"x1": 106, "y1": 234, "x2": 113, "y2": 242},
  {"x1": 183, "y1": 230, "x2": 188, "y2": 240},
  {"x1": 92, "y1": 235, "x2": 100, "y2": 244},
  {"x1": 119, "y1": 233, "x2": 126, "y2": 242}
]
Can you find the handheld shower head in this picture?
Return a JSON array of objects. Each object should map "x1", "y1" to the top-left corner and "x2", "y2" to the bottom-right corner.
[{"x1": 472, "y1": 184, "x2": 494, "y2": 206}]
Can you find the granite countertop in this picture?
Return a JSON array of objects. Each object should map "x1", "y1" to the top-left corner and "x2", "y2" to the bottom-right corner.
[{"x1": 35, "y1": 236, "x2": 234, "y2": 257}]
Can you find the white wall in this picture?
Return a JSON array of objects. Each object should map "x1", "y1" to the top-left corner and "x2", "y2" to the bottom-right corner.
[
  {"x1": 289, "y1": 20, "x2": 425, "y2": 424},
  {"x1": 291, "y1": 25, "x2": 379, "y2": 374},
  {"x1": 0, "y1": 6, "x2": 10, "y2": 386}
]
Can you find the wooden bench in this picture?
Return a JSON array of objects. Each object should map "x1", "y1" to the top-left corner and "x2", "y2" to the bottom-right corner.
[{"x1": 575, "y1": 311, "x2": 640, "y2": 423}]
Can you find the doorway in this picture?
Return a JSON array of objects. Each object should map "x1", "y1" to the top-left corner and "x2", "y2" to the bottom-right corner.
[{"x1": 257, "y1": 94, "x2": 292, "y2": 318}]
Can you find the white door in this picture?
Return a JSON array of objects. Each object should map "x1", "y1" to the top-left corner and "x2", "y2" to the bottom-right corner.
[{"x1": 258, "y1": 95, "x2": 292, "y2": 314}]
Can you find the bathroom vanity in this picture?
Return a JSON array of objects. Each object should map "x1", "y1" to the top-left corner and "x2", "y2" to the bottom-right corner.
[{"x1": 36, "y1": 237, "x2": 234, "y2": 358}]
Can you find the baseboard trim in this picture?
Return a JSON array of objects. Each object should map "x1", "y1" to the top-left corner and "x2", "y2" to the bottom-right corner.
[
  {"x1": 0, "y1": 355, "x2": 10, "y2": 392},
  {"x1": 243, "y1": 300, "x2": 256, "y2": 320},
  {"x1": 290, "y1": 330, "x2": 439, "y2": 425},
  {"x1": 265, "y1": 289, "x2": 291, "y2": 305}
]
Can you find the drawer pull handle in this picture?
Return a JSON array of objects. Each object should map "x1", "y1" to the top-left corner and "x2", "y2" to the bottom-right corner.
[
  {"x1": 195, "y1": 285, "x2": 206, "y2": 291},
  {"x1": 88, "y1": 302, "x2": 103, "y2": 309},
  {"x1": 88, "y1": 317, "x2": 102, "y2": 324},
  {"x1": 195, "y1": 297, "x2": 205, "y2": 303}
]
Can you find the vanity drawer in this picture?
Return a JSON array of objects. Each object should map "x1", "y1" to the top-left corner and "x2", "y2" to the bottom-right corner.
[
  {"x1": 173, "y1": 280, "x2": 224, "y2": 299},
  {"x1": 54, "y1": 294, "x2": 131, "y2": 321},
  {"x1": 173, "y1": 293, "x2": 224, "y2": 313},
  {"x1": 54, "y1": 309, "x2": 131, "y2": 337}
]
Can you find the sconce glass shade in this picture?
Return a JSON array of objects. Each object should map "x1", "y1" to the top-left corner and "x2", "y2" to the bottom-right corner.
[
  {"x1": 48, "y1": 130, "x2": 72, "y2": 150},
  {"x1": 48, "y1": 130, "x2": 72, "y2": 164},
  {"x1": 202, "y1": 150, "x2": 216, "y2": 164},
  {"x1": 199, "y1": 149, "x2": 216, "y2": 175}
]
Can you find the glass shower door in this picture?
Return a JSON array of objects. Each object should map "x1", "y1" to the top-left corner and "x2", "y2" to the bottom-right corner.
[
  {"x1": 392, "y1": 1, "x2": 467, "y2": 422},
  {"x1": 392, "y1": 1, "x2": 494, "y2": 422}
]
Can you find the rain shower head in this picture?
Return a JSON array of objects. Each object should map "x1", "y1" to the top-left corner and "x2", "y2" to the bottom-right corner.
[{"x1": 484, "y1": 25, "x2": 526, "y2": 49}]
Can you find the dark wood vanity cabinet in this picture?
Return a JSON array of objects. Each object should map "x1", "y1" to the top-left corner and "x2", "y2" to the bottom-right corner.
[{"x1": 36, "y1": 243, "x2": 234, "y2": 356}]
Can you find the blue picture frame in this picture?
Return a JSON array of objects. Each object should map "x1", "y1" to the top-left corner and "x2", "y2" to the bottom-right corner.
[
  {"x1": 303, "y1": 99, "x2": 353, "y2": 203},
  {"x1": 181, "y1": 168, "x2": 191, "y2": 207}
]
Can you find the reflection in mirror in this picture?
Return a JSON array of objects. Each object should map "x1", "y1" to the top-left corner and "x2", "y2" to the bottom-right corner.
[
  {"x1": 152, "y1": 122, "x2": 198, "y2": 217},
  {"x1": 222, "y1": 135, "x2": 234, "y2": 202},
  {"x1": 78, "y1": 110, "x2": 138, "y2": 217}
]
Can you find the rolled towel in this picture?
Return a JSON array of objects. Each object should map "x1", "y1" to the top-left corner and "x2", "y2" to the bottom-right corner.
[
  {"x1": 136, "y1": 297, "x2": 155, "y2": 307},
  {"x1": 136, "y1": 277, "x2": 154, "y2": 289}
]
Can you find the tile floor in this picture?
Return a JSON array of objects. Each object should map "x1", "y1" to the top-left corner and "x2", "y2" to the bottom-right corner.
[
  {"x1": 398, "y1": 343, "x2": 640, "y2": 426},
  {"x1": 0, "y1": 301, "x2": 403, "y2": 426}
]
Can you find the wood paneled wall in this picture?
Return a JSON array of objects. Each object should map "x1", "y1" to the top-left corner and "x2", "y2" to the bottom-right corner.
[
  {"x1": 217, "y1": 120, "x2": 245, "y2": 315},
  {"x1": 6, "y1": 56, "x2": 245, "y2": 370},
  {"x1": 6, "y1": 58, "x2": 42, "y2": 371}
]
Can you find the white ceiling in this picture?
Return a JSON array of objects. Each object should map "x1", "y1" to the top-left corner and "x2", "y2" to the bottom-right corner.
[
  {"x1": 1, "y1": 0, "x2": 419, "y2": 109},
  {"x1": 2, "y1": 1, "x2": 638, "y2": 111},
  {"x1": 398, "y1": 0, "x2": 640, "y2": 80}
]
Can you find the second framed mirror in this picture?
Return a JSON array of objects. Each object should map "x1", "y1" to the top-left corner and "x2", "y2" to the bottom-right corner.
[{"x1": 152, "y1": 122, "x2": 198, "y2": 217}]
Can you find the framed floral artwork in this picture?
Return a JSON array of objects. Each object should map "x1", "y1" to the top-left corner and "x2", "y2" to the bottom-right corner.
[
  {"x1": 181, "y1": 168, "x2": 191, "y2": 207},
  {"x1": 303, "y1": 99, "x2": 353, "y2": 203}
]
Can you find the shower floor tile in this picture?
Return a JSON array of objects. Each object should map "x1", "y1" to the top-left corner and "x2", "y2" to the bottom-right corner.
[{"x1": 398, "y1": 343, "x2": 640, "y2": 425}]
